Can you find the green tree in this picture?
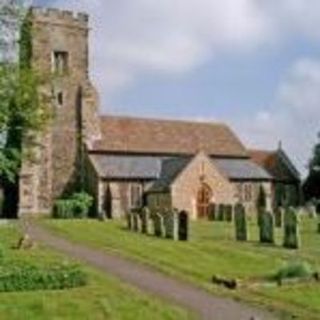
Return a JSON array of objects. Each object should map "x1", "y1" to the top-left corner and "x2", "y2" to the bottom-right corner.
[
  {"x1": 0, "y1": 2, "x2": 50, "y2": 217},
  {"x1": 303, "y1": 133, "x2": 320, "y2": 204}
]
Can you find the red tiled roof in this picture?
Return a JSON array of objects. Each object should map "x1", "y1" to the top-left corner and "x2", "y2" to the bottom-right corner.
[
  {"x1": 91, "y1": 116, "x2": 248, "y2": 157},
  {"x1": 249, "y1": 149, "x2": 300, "y2": 183}
]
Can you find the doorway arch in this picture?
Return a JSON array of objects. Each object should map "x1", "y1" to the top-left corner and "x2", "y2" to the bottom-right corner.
[{"x1": 197, "y1": 183, "x2": 212, "y2": 219}]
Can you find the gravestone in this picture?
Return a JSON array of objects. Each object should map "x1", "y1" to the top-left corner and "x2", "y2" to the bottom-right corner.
[
  {"x1": 126, "y1": 212, "x2": 133, "y2": 230},
  {"x1": 208, "y1": 203, "x2": 216, "y2": 221},
  {"x1": 224, "y1": 205, "x2": 233, "y2": 222},
  {"x1": 137, "y1": 210, "x2": 144, "y2": 233},
  {"x1": 178, "y1": 211, "x2": 189, "y2": 241},
  {"x1": 305, "y1": 204, "x2": 317, "y2": 219},
  {"x1": 153, "y1": 212, "x2": 164, "y2": 237},
  {"x1": 164, "y1": 210, "x2": 179, "y2": 240},
  {"x1": 234, "y1": 203, "x2": 247, "y2": 241},
  {"x1": 274, "y1": 207, "x2": 283, "y2": 228},
  {"x1": 140, "y1": 207, "x2": 151, "y2": 234},
  {"x1": 259, "y1": 210, "x2": 275, "y2": 244},
  {"x1": 283, "y1": 207, "x2": 300, "y2": 249},
  {"x1": 132, "y1": 210, "x2": 139, "y2": 232},
  {"x1": 218, "y1": 204, "x2": 225, "y2": 221}
]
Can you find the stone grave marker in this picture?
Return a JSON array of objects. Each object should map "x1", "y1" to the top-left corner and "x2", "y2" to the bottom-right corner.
[
  {"x1": 224, "y1": 205, "x2": 233, "y2": 222},
  {"x1": 259, "y1": 210, "x2": 275, "y2": 244},
  {"x1": 283, "y1": 207, "x2": 300, "y2": 249},
  {"x1": 234, "y1": 203, "x2": 247, "y2": 241},
  {"x1": 178, "y1": 211, "x2": 189, "y2": 241}
]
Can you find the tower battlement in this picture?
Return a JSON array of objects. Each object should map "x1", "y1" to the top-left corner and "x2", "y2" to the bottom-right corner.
[{"x1": 30, "y1": 7, "x2": 88, "y2": 28}]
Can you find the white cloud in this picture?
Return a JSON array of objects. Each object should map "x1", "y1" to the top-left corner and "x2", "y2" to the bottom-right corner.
[
  {"x1": 45, "y1": 0, "x2": 320, "y2": 99},
  {"x1": 43, "y1": 0, "x2": 320, "y2": 173},
  {"x1": 232, "y1": 57, "x2": 320, "y2": 176},
  {"x1": 48, "y1": 0, "x2": 273, "y2": 98}
]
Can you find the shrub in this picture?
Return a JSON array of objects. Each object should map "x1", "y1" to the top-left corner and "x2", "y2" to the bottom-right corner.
[
  {"x1": 272, "y1": 262, "x2": 313, "y2": 282},
  {"x1": 53, "y1": 192, "x2": 93, "y2": 219},
  {"x1": 53, "y1": 200, "x2": 74, "y2": 219},
  {"x1": 0, "y1": 263, "x2": 87, "y2": 292}
]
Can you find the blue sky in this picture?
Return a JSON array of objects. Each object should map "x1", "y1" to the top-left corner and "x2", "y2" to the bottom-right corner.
[{"x1": 34, "y1": 0, "x2": 320, "y2": 175}]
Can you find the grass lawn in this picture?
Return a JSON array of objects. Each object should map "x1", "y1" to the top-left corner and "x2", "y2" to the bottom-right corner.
[
  {"x1": 42, "y1": 216, "x2": 320, "y2": 320},
  {"x1": 0, "y1": 222, "x2": 195, "y2": 320}
]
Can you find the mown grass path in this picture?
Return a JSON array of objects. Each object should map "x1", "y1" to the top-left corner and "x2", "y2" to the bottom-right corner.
[{"x1": 24, "y1": 220, "x2": 274, "y2": 320}]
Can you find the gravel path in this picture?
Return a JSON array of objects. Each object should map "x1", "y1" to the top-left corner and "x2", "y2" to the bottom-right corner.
[{"x1": 24, "y1": 221, "x2": 275, "y2": 320}]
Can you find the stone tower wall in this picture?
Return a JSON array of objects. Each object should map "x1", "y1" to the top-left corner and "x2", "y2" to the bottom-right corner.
[{"x1": 19, "y1": 7, "x2": 100, "y2": 215}]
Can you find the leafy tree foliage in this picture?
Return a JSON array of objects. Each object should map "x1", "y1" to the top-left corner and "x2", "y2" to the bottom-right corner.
[{"x1": 303, "y1": 133, "x2": 320, "y2": 203}]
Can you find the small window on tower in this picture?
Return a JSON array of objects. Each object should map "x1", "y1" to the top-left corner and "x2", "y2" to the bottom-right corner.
[
  {"x1": 53, "y1": 51, "x2": 69, "y2": 74},
  {"x1": 57, "y1": 91, "x2": 63, "y2": 107}
]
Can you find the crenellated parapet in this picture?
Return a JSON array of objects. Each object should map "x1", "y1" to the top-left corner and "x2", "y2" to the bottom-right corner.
[{"x1": 30, "y1": 7, "x2": 89, "y2": 29}]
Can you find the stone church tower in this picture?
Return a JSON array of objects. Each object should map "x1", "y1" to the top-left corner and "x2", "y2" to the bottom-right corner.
[{"x1": 19, "y1": 8, "x2": 100, "y2": 215}]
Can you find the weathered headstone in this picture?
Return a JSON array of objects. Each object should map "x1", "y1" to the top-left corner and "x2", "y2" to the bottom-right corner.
[
  {"x1": 218, "y1": 204, "x2": 225, "y2": 221},
  {"x1": 305, "y1": 204, "x2": 317, "y2": 219},
  {"x1": 164, "y1": 210, "x2": 179, "y2": 240},
  {"x1": 234, "y1": 203, "x2": 247, "y2": 241},
  {"x1": 274, "y1": 207, "x2": 283, "y2": 228},
  {"x1": 140, "y1": 207, "x2": 151, "y2": 234},
  {"x1": 132, "y1": 210, "x2": 139, "y2": 232},
  {"x1": 137, "y1": 211, "x2": 144, "y2": 233},
  {"x1": 178, "y1": 211, "x2": 189, "y2": 241},
  {"x1": 208, "y1": 203, "x2": 216, "y2": 221},
  {"x1": 283, "y1": 207, "x2": 300, "y2": 249},
  {"x1": 259, "y1": 210, "x2": 275, "y2": 244},
  {"x1": 126, "y1": 211, "x2": 133, "y2": 231},
  {"x1": 153, "y1": 212, "x2": 164, "y2": 237},
  {"x1": 224, "y1": 205, "x2": 233, "y2": 222}
]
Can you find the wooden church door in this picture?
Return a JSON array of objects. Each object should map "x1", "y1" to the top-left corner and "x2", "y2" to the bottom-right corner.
[{"x1": 197, "y1": 183, "x2": 212, "y2": 219}]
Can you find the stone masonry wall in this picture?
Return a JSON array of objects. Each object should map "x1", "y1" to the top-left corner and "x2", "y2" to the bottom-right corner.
[
  {"x1": 232, "y1": 181, "x2": 273, "y2": 215},
  {"x1": 172, "y1": 153, "x2": 236, "y2": 220},
  {"x1": 19, "y1": 8, "x2": 99, "y2": 215}
]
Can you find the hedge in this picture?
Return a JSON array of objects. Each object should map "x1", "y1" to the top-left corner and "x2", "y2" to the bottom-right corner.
[
  {"x1": 53, "y1": 192, "x2": 93, "y2": 219},
  {"x1": 0, "y1": 263, "x2": 87, "y2": 292}
]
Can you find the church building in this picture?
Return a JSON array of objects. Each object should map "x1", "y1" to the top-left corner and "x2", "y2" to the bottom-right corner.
[{"x1": 18, "y1": 7, "x2": 301, "y2": 219}]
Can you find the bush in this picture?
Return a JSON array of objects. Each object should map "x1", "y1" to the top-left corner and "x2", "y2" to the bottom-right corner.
[
  {"x1": 53, "y1": 192, "x2": 93, "y2": 219},
  {"x1": 272, "y1": 262, "x2": 313, "y2": 282},
  {"x1": 0, "y1": 263, "x2": 87, "y2": 292}
]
